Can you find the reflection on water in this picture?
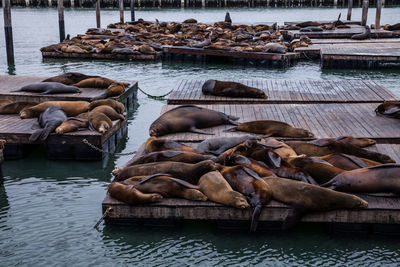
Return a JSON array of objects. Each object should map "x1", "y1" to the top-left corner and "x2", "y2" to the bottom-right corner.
[{"x1": 0, "y1": 7, "x2": 400, "y2": 265}]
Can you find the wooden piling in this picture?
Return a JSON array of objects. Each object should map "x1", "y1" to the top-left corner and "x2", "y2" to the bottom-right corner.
[
  {"x1": 361, "y1": 0, "x2": 368, "y2": 26},
  {"x1": 333, "y1": 0, "x2": 337, "y2": 6},
  {"x1": 347, "y1": 0, "x2": 353, "y2": 20},
  {"x1": 130, "y1": 0, "x2": 135, "y2": 21},
  {"x1": 96, "y1": 0, "x2": 101, "y2": 28},
  {"x1": 3, "y1": 0, "x2": 15, "y2": 66},
  {"x1": 375, "y1": 0, "x2": 382, "y2": 30},
  {"x1": 58, "y1": 0, "x2": 65, "y2": 42},
  {"x1": 119, "y1": 0, "x2": 124, "y2": 23}
]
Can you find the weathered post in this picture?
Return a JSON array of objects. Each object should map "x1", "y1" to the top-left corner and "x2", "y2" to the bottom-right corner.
[
  {"x1": 375, "y1": 0, "x2": 382, "y2": 30},
  {"x1": 119, "y1": 0, "x2": 124, "y2": 23},
  {"x1": 2, "y1": 0, "x2": 14, "y2": 66},
  {"x1": 96, "y1": 0, "x2": 101, "y2": 28},
  {"x1": 361, "y1": 0, "x2": 368, "y2": 26},
  {"x1": 130, "y1": 0, "x2": 135, "y2": 21},
  {"x1": 58, "y1": 0, "x2": 65, "y2": 42},
  {"x1": 347, "y1": 0, "x2": 353, "y2": 20},
  {"x1": 333, "y1": 0, "x2": 337, "y2": 7}
]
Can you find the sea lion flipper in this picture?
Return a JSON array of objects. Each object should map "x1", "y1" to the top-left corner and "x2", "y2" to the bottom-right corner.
[
  {"x1": 282, "y1": 207, "x2": 307, "y2": 230},
  {"x1": 169, "y1": 177, "x2": 198, "y2": 189},
  {"x1": 162, "y1": 150, "x2": 184, "y2": 158},
  {"x1": 320, "y1": 180, "x2": 336, "y2": 189},
  {"x1": 139, "y1": 173, "x2": 171, "y2": 184},
  {"x1": 223, "y1": 127, "x2": 238, "y2": 132},
  {"x1": 258, "y1": 139, "x2": 281, "y2": 148},
  {"x1": 307, "y1": 138, "x2": 333, "y2": 147},
  {"x1": 249, "y1": 204, "x2": 262, "y2": 233},
  {"x1": 243, "y1": 167, "x2": 263, "y2": 181},
  {"x1": 340, "y1": 153, "x2": 367, "y2": 168},
  {"x1": 367, "y1": 163, "x2": 400, "y2": 169},
  {"x1": 234, "y1": 155, "x2": 252, "y2": 165},
  {"x1": 31, "y1": 122, "x2": 41, "y2": 130},
  {"x1": 29, "y1": 129, "x2": 43, "y2": 142},
  {"x1": 267, "y1": 151, "x2": 281, "y2": 168},
  {"x1": 189, "y1": 127, "x2": 214, "y2": 135}
]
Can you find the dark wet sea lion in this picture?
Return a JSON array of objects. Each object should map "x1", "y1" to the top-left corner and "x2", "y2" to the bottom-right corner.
[
  {"x1": 296, "y1": 21, "x2": 322, "y2": 28},
  {"x1": 12, "y1": 82, "x2": 81, "y2": 95},
  {"x1": 114, "y1": 160, "x2": 217, "y2": 184},
  {"x1": 375, "y1": 101, "x2": 400, "y2": 119},
  {"x1": 220, "y1": 166, "x2": 272, "y2": 232},
  {"x1": 88, "y1": 99, "x2": 125, "y2": 114},
  {"x1": 183, "y1": 18, "x2": 197, "y2": 23},
  {"x1": 74, "y1": 78, "x2": 129, "y2": 88},
  {"x1": 263, "y1": 177, "x2": 368, "y2": 229},
  {"x1": 149, "y1": 105, "x2": 239, "y2": 136},
  {"x1": 91, "y1": 83, "x2": 126, "y2": 101},
  {"x1": 108, "y1": 182, "x2": 162, "y2": 205},
  {"x1": 264, "y1": 43, "x2": 287, "y2": 54},
  {"x1": 351, "y1": 25, "x2": 370, "y2": 40},
  {"x1": 20, "y1": 101, "x2": 89, "y2": 119},
  {"x1": 319, "y1": 153, "x2": 380, "y2": 170},
  {"x1": 197, "y1": 134, "x2": 259, "y2": 155},
  {"x1": 88, "y1": 111, "x2": 113, "y2": 133},
  {"x1": 387, "y1": 23, "x2": 400, "y2": 31},
  {"x1": 284, "y1": 25, "x2": 300, "y2": 30},
  {"x1": 226, "y1": 120, "x2": 314, "y2": 138},
  {"x1": 124, "y1": 174, "x2": 207, "y2": 201},
  {"x1": 0, "y1": 101, "x2": 39, "y2": 114},
  {"x1": 91, "y1": 105, "x2": 125, "y2": 121},
  {"x1": 190, "y1": 39, "x2": 211, "y2": 48},
  {"x1": 201, "y1": 80, "x2": 267, "y2": 99},
  {"x1": 285, "y1": 139, "x2": 395, "y2": 164},
  {"x1": 299, "y1": 26, "x2": 323, "y2": 32},
  {"x1": 55, "y1": 117, "x2": 89, "y2": 134},
  {"x1": 322, "y1": 164, "x2": 400, "y2": 194},
  {"x1": 42, "y1": 72, "x2": 100, "y2": 85},
  {"x1": 29, "y1": 105, "x2": 67, "y2": 142},
  {"x1": 227, "y1": 155, "x2": 277, "y2": 178},
  {"x1": 224, "y1": 12, "x2": 232, "y2": 23},
  {"x1": 198, "y1": 171, "x2": 250, "y2": 209},
  {"x1": 145, "y1": 136, "x2": 203, "y2": 153}
]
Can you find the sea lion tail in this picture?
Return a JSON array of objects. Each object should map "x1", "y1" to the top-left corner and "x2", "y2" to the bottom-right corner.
[
  {"x1": 282, "y1": 208, "x2": 306, "y2": 231},
  {"x1": 29, "y1": 129, "x2": 43, "y2": 142},
  {"x1": 228, "y1": 115, "x2": 239, "y2": 121},
  {"x1": 320, "y1": 180, "x2": 335, "y2": 189},
  {"x1": 90, "y1": 93, "x2": 107, "y2": 102},
  {"x1": 40, "y1": 125, "x2": 58, "y2": 141},
  {"x1": 249, "y1": 204, "x2": 262, "y2": 233},
  {"x1": 223, "y1": 126, "x2": 238, "y2": 132}
]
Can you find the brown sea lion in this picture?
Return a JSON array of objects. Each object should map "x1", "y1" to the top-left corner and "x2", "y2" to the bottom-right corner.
[
  {"x1": 114, "y1": 160, "x2": 217, "y2": 184},
  {"x1": 201, "y1": 80, "x2": 267, "y2": 99},
  {"x1": 0, "y1": 101, "x2": 38, "y2": 114},
  {"x1": 91, "y1": 105, "x2": 125, "y2": 121},
  {"x1": 20, "y1": 101, "x2": 89, "y2": 119},
  {"x1": 335, "y1": 136, "x2": 376, "y2": 147},
  {"x1": 0, "y1": 100, "x2": 13, "y2": 106},
  {"x1": 319, "y1": 153, "x2": 380, "y2": 170},
  {"x1": 145, "y1": 136, "x2": 203, "y2": 153},
  {"x1": 261, "y1": 137, "x2": 298, "y2": 160},
  {"x1": 124, "y1": 174, "x2": 207, "y2": 201},
  {"x1": 220, "y1": 166, "x2": 272, "y2": 232},
  {"x1": 226, "y1": 120, "x2": 314, "y2": 138},
  {"x1": 264, "y1": 43, "x2": 287, "y2": 54},
  {"x1": 29, "y1": 105, "x2": 67, "y2": 142},
  {"x1": 91, "y1": 83, "x2": 126, "y2": 101},
  {"x1": 55, "y1": 117, "x2": 89, "y2": 134},
  {"x1": 387, "y1": 23, "x2": 400, "y2": 31},
  {"x1": 227, "y1": 155, "x2": 277, "y2": 178},
  {"x1": 322, "y1": 164, "x2": 400, "y2": 194},
  {"x1": 197, "y1": 134, "x2": 259, "y2": 155},
  {"x1": 88, "y1": 99, "x2": 125, "y2": 114},
  {"x1": 42, "y1": 72, "x2": 100, "y2": 85},
  {"x1": 149, "y1": 105, "x2": 239, "y2": 136},
  {"x1": 285, "y1": 139, "x2": 395, "y2": 163},
  {"x1": 198, "y1": 171, "x2": 250, "y2": 209},
  {"x1": 296, "y1": 21, "x2": 322, "y2": 28},
  {"x1": 263, "y1": 177, "x2": 368, "y2": 229},
  {"x1": 74, "y1": 78, "x2": 129, "y2": 88},
  {"x1": 88, "y1": 111, "x2": 113, "y2": 133},
  {"x1": 108, "y1": 182, "x2": 162, "y2": 205},
  {"x1": 61, "y1": 45, "x2": 88, "y2": 54},
  {"x1": 139, "y1": 44, "x2": 156, "y2": 54},
  {"x1": 183, "y1": 18, "x2": 197, "y2": 23},
  {"x1": 375, "y1": 101, "x2": 400, "y2": 119}
]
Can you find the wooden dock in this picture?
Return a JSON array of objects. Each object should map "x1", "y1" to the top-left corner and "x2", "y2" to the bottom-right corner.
[
  {"x1": 291, "y1": 25, "x2": 393, "y2": 39},
  {"x1": 168, "y1": 79, "x2": 397, "y2": 104},
  {"x1": 0, "y1": 75, "x2": 138, "y2": 110},
  {"x1": 41, "y1": 51, "x2": 162, "y2": 61}
]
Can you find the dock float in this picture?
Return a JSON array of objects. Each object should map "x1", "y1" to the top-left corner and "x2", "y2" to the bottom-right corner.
[
  {"x1": 41, "y1": 51, "x2": 162, "y2": 61},
  {"x1": 168, "y1": 79, "x2": 397, "y2": 104},
  {"x1": 291, "y1": 25, "x2": 393, "y2": 39}
]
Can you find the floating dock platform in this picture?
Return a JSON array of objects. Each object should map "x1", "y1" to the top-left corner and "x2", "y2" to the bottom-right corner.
[
  {"x1": 41, "y1": 51, "x2": 162, "y2": 61},
  {"x1": 291, "y1": 25, "x2": 393, "y2": 39}
]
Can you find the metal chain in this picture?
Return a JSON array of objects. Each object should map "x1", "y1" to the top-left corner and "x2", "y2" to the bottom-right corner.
[
  {"x1": 137, "y1": 86, "x2": 173, "y2": 99},
  {"x1": 83, "y1": 139, "x2": 137, "y2": 156},
  {"x1": 93, "y1": 207, "x2": 112, "y2": 229}
]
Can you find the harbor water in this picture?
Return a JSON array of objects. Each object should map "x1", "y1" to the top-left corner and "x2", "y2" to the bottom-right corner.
[{"x1": 1, "y1": 7, "x2": 400, "y2": 266}]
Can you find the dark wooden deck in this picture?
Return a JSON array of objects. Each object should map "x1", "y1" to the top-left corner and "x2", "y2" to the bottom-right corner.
[
  {"x1": 41, "y1": 51, "x2": 162, "y2": 61},
  {"x1": 167, "y1": 79, "x2": 398, "y2": 104},
  {"x1": 159, "y1": 103, "x2": 400, "y2": 142},
  {"x1": 291, "y1": 25, "x2": 393, "y2": 39},
  {"x1": 0, "y1": 75, "x2": 138, "y2": 107},
  {"x1": 284, "y1": 20, "x2": 361, "y2": 26}
]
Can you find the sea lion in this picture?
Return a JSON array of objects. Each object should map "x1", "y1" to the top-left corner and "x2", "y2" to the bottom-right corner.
[
  {"x1": 108, "y1": 182, "x2": 162, "y2": 205},
  {"x1": 191, "y1": 39, "x2": 211, "y2": 48},
  {"x1": 296, "y1": 21, "x2": 322, "y2": 28},
  {"x1": 197, "y1": 134, "x2": 259, "y2": 155},
  {"x1": 149, "y1": 105, "x2": 239, "y2": 136},
  {"x1": 61, "y1": 45, "x2": 88, "y2": 54},
  {"x1": 112, "y1": 48, "x2": 140, "y2": 54},
  {"x1": 375, "y1": 101, "x2": 400, "y2": 119},
  {"x1": 319, "y1": 153, "x2": 380, "y2": 170},
  {"x1": 387, "y1": 23, "x2": 400, "y2": 31},
  {"x1": 42, "y1": 72, "x2": 100, "y2": 85},
  {"x1": 183, "y1": 18, "x2": 197, "y2": 23},
  {"x1": 351, "y1": 25, "x2": 370, "y2": 40},
  {"x1": 0, "y1": 100, "x2": 13, "y2": 106},
  {"x1": 74, "y1": 78, "x2": 129, "y2": 88},
  {"x1": 0, "y1": 101, "x2": 39, "y2": 114},
  {"x1": 264, "y1": 43, "x2": 287, "y2": 54},
  {"x1": 198, "y1": 171, "x2": 250, "y2": 209},
  {"x1": 88, "y1": 111, "x2": 113, "y2": 133},
  {"x1": 224, "y1": 12, "x2": 232, "y2": 23},
  {"x1": 88, "y1": 99, "x2": 125, "y2": 114},
  {"x1": 124, "y1": 174, "x2": 207, "y2": 201},
  {"x1": 285, "y1": 139, "x2": 395, "y2": 164},
  {"x1": 91, "y1": 83, "x2": 126, "y2": 101},
  {"x1": 220, "y1": 166, "x2": 272, "y2": 232},
  {"x1": 299, "y1": 26, "x2": 323, "y2": 32},
  {"x1": 139, "y1": 44, "x2": 156, "y2": 54},
  {"x1": 91, "y1": 105, "x2": 125, "y2": 121},
  {"x1": 20, "y1": 101, "x2": 89, "y2": 119},
  {"x1": 336, "y1": 136, "x2": 376, "y2": 147},
  {"x1": 201, "y1": 80, "x2": 267, "y2": 99},
  {"x1": 11, "y1": 82, "x2": 81, "y2": 95},
  {"x1": 263, "y1": 177, "x2": 368, "y2": 229},
  {"x1": 114, "y1": 160, "x2": 217, "y2": 184},
  {"x1": 226, "y1": 120, "x2": 314, "y2": 138},
  {"x1": 29, "y1": 105, "x2": 67, "y2": 142},
  {"x1": 227, "y1": 155, "x2": 277, "y2": 178},
  {"x1": 55, "y1": 117, "x2": 89, "y2": 134},
  {"x1": 285, "y1": 25, "x2": 300, "y2": 30},
  {"x1": 322, "y1": 164, "x2": 400, "y2": 194},
  {"x1": 145, "y1": 136, "x2": 203, "y2": 153},
  {"x1": 262, "y1": 137, "x2": 298, "y2": 160}
]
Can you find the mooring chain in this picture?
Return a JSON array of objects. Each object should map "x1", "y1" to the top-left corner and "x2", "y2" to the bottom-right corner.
[
  {"x1": 93, "y1": 207, "x2": 113, "y2": 229},
  {"x1": 137, "y1": 86, "x2": 173, "y2": 99},
  {"x1": 82, "y1": 139, "x2": 137, "y2": 156}
]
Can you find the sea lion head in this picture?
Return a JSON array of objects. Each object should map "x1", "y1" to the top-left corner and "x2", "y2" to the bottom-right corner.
[
  {"x1": 231, "y1": 191, "x2": 250, "y2": 209},
  {"x1": 336, "y1": 136, "x2": 376, "y2": 147},
  {"x1": 201, "y1": 80, "x2": 216, "y2": 95},
  {"x1": 196, "y1": 160, "x2": 218, "y2": 173},
  {"x1": 296, "y1": 128, "x2": 314, "y2": 138},
  {"x1": 19, "y1": 109, "x2": 34, "y2": 119},
  {"x1": 98, "y1": 122, "x2": 111, "y2": 134},
  {"x1": 149, "y1": 120, "x2": 167, "y2": 137},
  {"x1": 350, "y1": 196, "x2": 369, "y2": 209}
]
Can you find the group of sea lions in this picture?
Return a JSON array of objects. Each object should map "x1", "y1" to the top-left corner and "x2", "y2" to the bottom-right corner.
[{"x1": 108, "y1": 133, "x2": 400, "y2": 231}]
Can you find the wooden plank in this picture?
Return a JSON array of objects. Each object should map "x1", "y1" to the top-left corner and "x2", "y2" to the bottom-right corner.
[{"x1": 42, "y1": 51, "x2": 161, "y2": 61}]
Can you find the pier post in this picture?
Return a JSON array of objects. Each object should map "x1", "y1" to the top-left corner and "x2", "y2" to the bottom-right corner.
[
  {"x1": 48, "y1": 0, "x2": 52, "y2": 7},
  {"x1": 333, "y1": 0, "x2": 337, "y2": 6},
  {"x1": 119, "y1": 0, "x2": 124, "y2": 23},
  {"x1": 375, "y1": 0, "x2": 382, "y2": 30},
  {"x1": 347, "y1": 0, "x2": 353, "y2": 20},
  {"x1": 58, "y1": 0, "x2": 65, "y2": 42},
  {"x1": 2, "y1": 0, "x2": 14, "y2": 66},
  {"x1": 96, "y1": 0, "x2": 100, "y2": 28},
  {"x1": 130, "y1": 0, "x2": 135, "y2": 21},
  {"x1": 25, "y1": 0, "x2": 29, "y2": 6},
  {"x1": 361, "y1": 0, "x2": 368, "y2": 26},
  {"x1": 70, "y1": 0, "x2": 74, "y2": 7}
]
